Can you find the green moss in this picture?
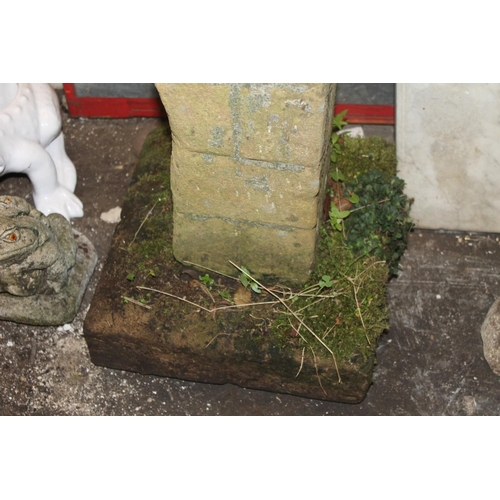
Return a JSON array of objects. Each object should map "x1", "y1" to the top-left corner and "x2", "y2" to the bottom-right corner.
[
  {"x1": 272, "y1": 227, "x2": 389, "y2": 363},
  {"x1": 119, "y1": 124, "x2": 176, "y2": 285},
  {"x1": 345, "y1": 170, "x2": 414, "y2": 275},
  {"x1": 270, "y1": 132, "x2": 400, "y2": 367},
  {"x1": 337, "y1": 135, "x2": 397, "y2": 180},
  {"x1": 116, "y1": 123, "x2": 394, "y2": 389}
]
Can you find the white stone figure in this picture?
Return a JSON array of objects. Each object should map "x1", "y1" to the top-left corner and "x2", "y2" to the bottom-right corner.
[{"x1": 0, "y1": 83, "x2": 83, "y2": 220}]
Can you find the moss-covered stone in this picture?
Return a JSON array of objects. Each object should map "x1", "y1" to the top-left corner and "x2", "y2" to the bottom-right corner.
[{"x1": 83, "y1": 124, "x2": 383, "y2": 403}]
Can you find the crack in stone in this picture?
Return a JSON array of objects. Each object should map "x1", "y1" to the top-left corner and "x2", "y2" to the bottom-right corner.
[{"x1": 182, "y1": 212, "x2": 297, "y2": 231}]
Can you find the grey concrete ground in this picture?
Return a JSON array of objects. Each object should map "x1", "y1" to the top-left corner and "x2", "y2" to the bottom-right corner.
[{"x1": 1, "y1": 112, "x2": 499, "y2": 415}]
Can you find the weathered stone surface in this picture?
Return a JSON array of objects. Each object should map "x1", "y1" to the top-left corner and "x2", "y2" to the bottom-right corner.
[
  {"x1": 173, "y1": 212, "x2": 318, "y2": 279},
  {"x1": 238, "y1": 84, "x2": 334, "y2": 166},
  {"x1": 155, "y1": 83, "x2": 336, "y2": 283},
  {"x1": 0, "y1": 230, "x2": 97, "y2": 325},
  {"x1": 481, "y1": 297, "x2": 500, "y2": 375},
  {"x1": 156, "y1": 83, "x2": 334, "y2": 167},
  {"x1": 83, "y1": 126, "x2": 376, "y2": 404},
  {"x1": 396, "y1": 83, "x2": 500, "y2": 232},
  {"x1": 0, "y1": 196, "x2": 96, "y2": 325},
  {"x1": 0, "y1": 196, "x2": 77, "y2": 297},
  {"x1": 171, "y1": 149, "x2": 321, "y2": 229},
  {"x1": 155, "y1": 84, "x2": 236, "y2": 157},
  {"x1": 84, "y1": 130, "x2": 375, "y2": 403}
]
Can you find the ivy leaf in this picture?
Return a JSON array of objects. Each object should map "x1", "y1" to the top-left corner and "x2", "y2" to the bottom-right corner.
[
  {"x1": 332, "y1": 109, "x2": 348, "y2": 130},
  {"x1": 330, "y1": 204, "x2": 350, "y2": 219},
  {"x1": 330, "y1": 219, "x2": 342, "y2": 231},
  {"x1": 240, "y1": 271, "x2": 250, "y2": 288},
  {"x1": 331, "y1": 170, "x2": 344, "y2": 182},
  {"x1": 348, "y1": 192, "x2": 360, "y2": 204},
  {"x1": 240, "y1": 266, "x2": 261, "y2": 293}
]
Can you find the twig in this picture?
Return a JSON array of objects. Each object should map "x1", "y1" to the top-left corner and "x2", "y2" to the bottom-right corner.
[
  {"x1": 212, "y1": 300, "x2": 279, "y2": 311},
  {"x1": 349, "y1": 197, "x2": 391, "y2": 214},
  {"x1": 229, "y1": 260, "x2": 341, "y2": 383},
  {"x1": 322, "y1": 324, "x2": 336, "y2": 340},
  {"x1": 293, "y1": 296, "x2": 329, "y2": 315},
  {"x1": 310, "y1": 346, "x2": 327, "y2": 395},
  {"x1": 346, "y1": 276, "x2": 370, "y2": 345},
  {"x1": 130, "y1": 199, "x2": 159, "y2": 245},
  {"x1": 183, "y1": 261, "x2": 239, "y2": 281},
  {"x1": 206, "y1": 333, "x2": 232, "y2": 348},
  {"x1": 295, "y1": 347, "x2": 306, "y2": 378},
  {"x1": 137, "y1": 286, "x2": 278, "y2": 313},
  {"x1": 121, "y1": 296, "x2": 153, "y2": 310},
  {"x1": 198, "y1": 283, "x2": 215, "y2": 304},
  {"x1": 137, "y1": 286, "x2": 212, "y2": 313}
]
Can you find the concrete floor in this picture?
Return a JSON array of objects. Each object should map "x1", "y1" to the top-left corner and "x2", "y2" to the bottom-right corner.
[{"x1": 1, "y1": 112, "x2": 499, "y2": 416}]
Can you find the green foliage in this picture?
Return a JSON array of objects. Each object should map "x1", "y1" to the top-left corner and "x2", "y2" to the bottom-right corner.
[
  {"x1": 330, "y1": 110, "x2": 348, "y2": 163},
  {"x1": 126, "y1": 273, "x2": 135, "y2": 282},
  {"x1": 274, "y1": 115, "x2": 411, "y2": 362},
  {"x1": 330, "y1": 169, "x2": 344, "y2": 182},
  {"x1": 239, "y1": 266, "x2": 262, "y2": 294},
  {"x1": 329, "y1": 204, "x2": 351, "y2": 232},
  {"x1": 326, "y1": 120, "x2": 412, "y2": 276},
  {"x1": 218, "y1": 289, "x2": 233, "y2": 302},
  {"x1": 332, "y1": 109, "x2": 348, "y2": 130},
  {"x1": 330, "y1": 134, "x2": 341, "y2": 163},
  {"x1": 199, "y1": 273, "x2": 215, "y2": 290},
  {"x1": 344, "y1": 169, "x2": 414, "y2": 275},
  {"x1": 348, "y1": 192, "x2": 359, "y2": 204},
  {"x1": 335, "y1": 135, "x2": 398, "y2": 180},
  {"x1": 273, "y1": 228, "x2": 389, "y2": 361},
  {"x1": 318, "y1": 275, "x2": 333, "y2": 289}
]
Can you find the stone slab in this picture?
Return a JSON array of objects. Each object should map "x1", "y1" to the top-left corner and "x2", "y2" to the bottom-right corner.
[
  {"x1": 0, "y1": 230, "x2": 97, "y2": 326},
  {"x1": 396, "y1": 83, "x2": 500, "y2": 233},
  {"x1": 83, "y1": 126, "x2": 376, "y2": 404},
  {"x1": 171, "y1": 149, "x2": 321, "y2": 229},
  {"x1": 156, "y1": 83, "x2": 335, "y2": 167},
  {"x1": 172, "y1": 211, "x2": 318, "y2": 280}
]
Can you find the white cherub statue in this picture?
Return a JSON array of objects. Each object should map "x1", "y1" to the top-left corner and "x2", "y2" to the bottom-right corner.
[{"x1": 0, "y1": 83, "x2": 83, "y2": 220}]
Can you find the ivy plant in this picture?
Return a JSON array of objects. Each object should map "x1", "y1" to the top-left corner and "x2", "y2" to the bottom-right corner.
[
  {"x1": 330, "y1": 109, "x2": 348, "y2": 163},
  {"x1": 344, "y1": 169, "x2": 414, "y2": 275}
]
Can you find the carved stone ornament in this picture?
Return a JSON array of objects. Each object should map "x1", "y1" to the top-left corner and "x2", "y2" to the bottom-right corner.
[{"x1": 0, "y1": 196, "x2": 97, "y2": 325}]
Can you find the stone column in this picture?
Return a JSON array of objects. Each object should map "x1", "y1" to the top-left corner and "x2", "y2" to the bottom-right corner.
[{"x1": 155, "y1": 83, "x2": 336, "y2": 282}]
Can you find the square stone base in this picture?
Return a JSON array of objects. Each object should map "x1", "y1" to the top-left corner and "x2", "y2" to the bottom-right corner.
[{"x1": 83, "y1": 126, "x2": 376, "y2": 404}]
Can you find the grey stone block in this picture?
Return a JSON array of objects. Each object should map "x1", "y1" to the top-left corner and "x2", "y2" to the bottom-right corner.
[{"x1": 481, "y1": 297, "x2": 500, "y2": 376}]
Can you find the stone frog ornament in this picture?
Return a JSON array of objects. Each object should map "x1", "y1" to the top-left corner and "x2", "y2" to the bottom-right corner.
[
  {"x1": 0, "y1": 83, "x2": 83, "y2": 221},
  {"x1": 0, "y1": 195, "x2": 77, "y2": 297}
]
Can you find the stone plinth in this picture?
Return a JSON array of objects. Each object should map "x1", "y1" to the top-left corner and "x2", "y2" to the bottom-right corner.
[
  {"x1": 396, "y1": 83, "x2": 500, "y2": 233},
  {"x1": 83, "y1": 126, "x2": 376, "y2": 404},
  {"x1": 155, "y1": 83, "x2": 336, "y2": 282}
]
